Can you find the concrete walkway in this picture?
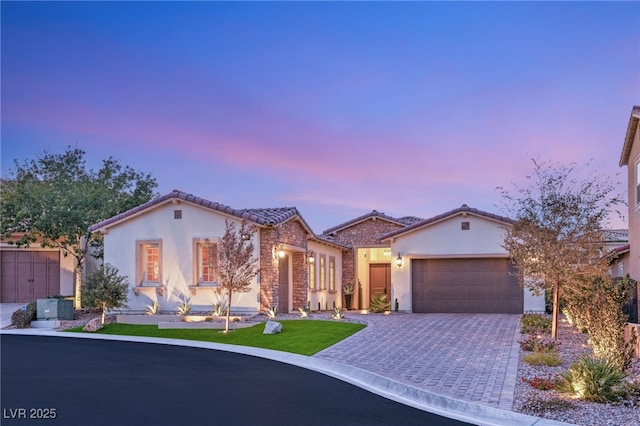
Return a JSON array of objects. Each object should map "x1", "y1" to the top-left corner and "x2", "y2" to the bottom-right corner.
[{"x1": 316, "y1": 313, "x2": 520, "y2": 410}]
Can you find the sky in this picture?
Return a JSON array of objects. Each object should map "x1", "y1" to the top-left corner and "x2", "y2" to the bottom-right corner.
[{"x1": 2, "y1": 1, "x2": 639, "y2": 233}]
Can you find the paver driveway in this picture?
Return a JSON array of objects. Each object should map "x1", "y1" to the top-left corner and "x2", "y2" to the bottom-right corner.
[{"x1": 315, "y1": 313, "x2": 520, "y2": 410}]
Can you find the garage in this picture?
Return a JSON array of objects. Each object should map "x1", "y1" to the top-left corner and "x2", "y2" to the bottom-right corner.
[
  {"x1": 0, "y1": 250, "x2": 61, "y2": 303},
  {"x1": 411, "y1": 258, "x2": 523, "y2": 314}
]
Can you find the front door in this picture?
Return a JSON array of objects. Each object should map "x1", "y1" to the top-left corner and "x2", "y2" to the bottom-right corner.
[
  {"x1": 278, "y1": 255, "x2": 289, "y2": 313},
  {"x1": 369, "y1": 263, "x2": 391, "y2": 298}
]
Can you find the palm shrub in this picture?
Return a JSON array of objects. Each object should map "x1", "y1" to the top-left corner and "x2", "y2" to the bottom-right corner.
[
  {"x1": 557, "y1": 357, "x2": 626, "y2": 402},
  {"x1": 369, "y1": 294, "x2": 390, "y2": 313}
]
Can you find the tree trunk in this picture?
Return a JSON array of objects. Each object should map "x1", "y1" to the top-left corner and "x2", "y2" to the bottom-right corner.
[
  {"x1": 101, "y1": 302, "x2": 106, "y2": 325},
  {"x1": 225, "y1": 290, "x2": 232, "y2": 333},
  {"x1": 74, "y1": 261, "x2": 83, "y2": 309},
  {"x1": 551, "y1": 283, "x2": 560, "y2": 340}
]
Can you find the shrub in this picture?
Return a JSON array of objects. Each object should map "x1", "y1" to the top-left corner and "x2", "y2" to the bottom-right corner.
[
  {"x1": 266, "y1": 306, "x2": 278, "y2": 318},
  {"x1": 520, "y1": 313, "x2": 551, "y2": 334},
  {"x1": 369, "y1": 294, "x2": 390, "y2": 313},
  {"x1": 522, "y1": 374, "x2": 560, "y2": 391},
  {"x1": 298, "y1": 306, "x2": 310, "y2": 318},
  {"x1": 11, "y1": 302, "x2": 37, "y2": 328},
  {"x1": 563, "y1": 276, "x2": 637, "y2": 371},
  {"x1": 519, "y1": 334, "x2": 559, "y2": 352},
  {"x1": 523, "y1": 351, "x2": 563, "y2": 367},
  {"x1": 331, "y1": 306, "x2": 344, "y2": 320},
  {"x1": 212, "y1": 301, "x2": 228, "y2": 317},
  {"x1": 557, "y1": 357, "x2": 626, "y2": 402},
  {"x1": 146, "y1": 300, "x2": 163, "y2": 315},
  {"x1": 176, "y1": 300, "x2": 192, "y2": 316}
]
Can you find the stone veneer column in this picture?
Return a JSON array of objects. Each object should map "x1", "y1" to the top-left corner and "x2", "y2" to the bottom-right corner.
[
  {"x1": 292, "y1": 251, "x2": 308, "y2": 310},
  {"x1": 260, "y1": 228, "x2": 279, "y2": 311}
]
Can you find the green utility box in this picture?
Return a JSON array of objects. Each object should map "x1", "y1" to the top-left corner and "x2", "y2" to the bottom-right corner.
[{"x1": 37, "y1": 299, "x2": 74, "y2": 320}]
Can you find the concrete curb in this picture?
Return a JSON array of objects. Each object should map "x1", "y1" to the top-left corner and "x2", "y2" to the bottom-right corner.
[{"x1": 1, "y1": 329, "x2": 574, "y2": 426}]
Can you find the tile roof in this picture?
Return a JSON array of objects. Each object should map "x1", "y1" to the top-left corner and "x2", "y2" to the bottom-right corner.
[
  {"x1": 620, "y1": 105, "x2": 640, "y2": 166},
  {"x1": 89, "y1": 190, "x2": 310, "y2": 232},
  {"x1": 322, "y1": 210, "x2": 412, "y2": 235},
  {"x1": 602, "y1": 229, "x2": 629, "y2": 242},
  {"x1": 379, "y1": 204, "x2": 513, "y2": 241},
  {"x1": 397, "y1": 216, "x2": 424, "y2": 225}
]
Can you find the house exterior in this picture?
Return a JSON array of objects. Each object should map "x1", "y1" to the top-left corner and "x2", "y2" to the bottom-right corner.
[
  {"x1": 380, "y1": 205, "x2": 544, "y2": 313},
  {"x1": 90, "y1": 191, "x2": 546, "y2": 314},
  {"x1": 620, "y1": 105, "x2": 640, "y2": 321},
  {"x1": 88, "y1": 190, "x2": 346, "y2": 314}
]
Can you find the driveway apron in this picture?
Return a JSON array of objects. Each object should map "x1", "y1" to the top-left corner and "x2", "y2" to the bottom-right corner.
[{"x1": 315, "y1": 313, "x2": 520, "y2": 410}]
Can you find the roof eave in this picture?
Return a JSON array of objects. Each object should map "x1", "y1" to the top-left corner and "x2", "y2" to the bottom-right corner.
[{"x1": 619, "y1": 108, "x2": 640, "y2": 167}]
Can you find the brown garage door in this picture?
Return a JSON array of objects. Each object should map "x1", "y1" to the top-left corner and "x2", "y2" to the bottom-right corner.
[
  {"x1": 411, "y1": 258, "x2": 522, "y2": 313},
  {"x1": 1, "y1": 250, "x2": 61, "y2": 303}
]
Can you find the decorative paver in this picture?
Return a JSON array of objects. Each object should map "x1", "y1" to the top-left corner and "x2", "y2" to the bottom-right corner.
[{"x1": 315, "y1": 313, "x2": 520, "y2": 410}]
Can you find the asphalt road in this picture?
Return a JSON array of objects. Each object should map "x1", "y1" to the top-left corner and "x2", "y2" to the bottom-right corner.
[{"x1": 1, "y1": 335, "x2": 472, "y2": 426}]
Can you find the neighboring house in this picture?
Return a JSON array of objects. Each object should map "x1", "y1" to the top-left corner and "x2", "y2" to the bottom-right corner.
[
  {"x1": 90, "y1": 193, "x2": 545, "y2": 314},
  {"x1": 620, "y1": 105, "x2": 640, "y2": 321},
  {"x1": 0, "y1": 235, "x2": 75, "y2": 303},
  {"x1": 88, "y1": 190, "x2": 346, "y2": 314}
]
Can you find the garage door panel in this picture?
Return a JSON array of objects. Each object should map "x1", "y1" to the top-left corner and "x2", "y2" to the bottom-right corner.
[
  {"x1": 1, "y1": 250, "x2": 61, "y2": 303},
  {"x1": 412, "y1": 258, "x2": 522, "y2": 314}
]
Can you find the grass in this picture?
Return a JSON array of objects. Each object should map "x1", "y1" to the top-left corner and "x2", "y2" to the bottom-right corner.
[
  {"x1": 65, "y1": 320, "x2": 365, "y2": 356},
  {"x1": 523, "y1": 351, "x2": 563, "y2": 366}
]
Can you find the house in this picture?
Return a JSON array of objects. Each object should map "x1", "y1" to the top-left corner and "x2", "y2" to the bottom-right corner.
[
  {"x1": 90, "y1": 191, "x2": 545, "y2": 314},
  {"x1": 88, "y1": 190, "x2": 346, "y2": 314},
  {"x1": 620, "y1": 105, "x2": 640, "y2": 321},
  {"x1": 379, "y1": 204, "x2": 544, "y2": 313},
  {"x1": 0, "y1": 235, "x2": 76, "y2": 303}
]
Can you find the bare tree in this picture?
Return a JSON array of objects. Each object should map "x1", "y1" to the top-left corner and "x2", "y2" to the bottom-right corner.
[
  {"x1": 499, "y1": 159, "x2": 624, "y2": 339},
  {"x1": 210, "y1": 220, "x2": 260, "y2": 333}
]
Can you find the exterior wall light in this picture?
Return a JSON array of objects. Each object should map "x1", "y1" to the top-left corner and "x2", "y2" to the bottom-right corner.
[
  {"x1": 241, "y1": 233, "x2": 251, "y2": 241},
  {"x1": 277, "y1": 244, "x2": 286, "y2": 258},
  {"x1": 307, "y1": 251, "x2": 315, "y2": 264},
  {"x1": 395, "y1": 254, "x2": 403, "y2": 267}
]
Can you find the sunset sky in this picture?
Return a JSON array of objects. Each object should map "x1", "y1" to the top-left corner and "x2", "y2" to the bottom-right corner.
[{"x1": 2, "y1": 1, "x2": 639, "y2": 232}]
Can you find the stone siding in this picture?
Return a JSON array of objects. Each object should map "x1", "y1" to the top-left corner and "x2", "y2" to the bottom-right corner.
[
  {"x1": 259, "y1": 220, "x2": 309, "y2": 312},
  {"x1": 331, "y1": 219, "x2": 404, "y2": 289}
]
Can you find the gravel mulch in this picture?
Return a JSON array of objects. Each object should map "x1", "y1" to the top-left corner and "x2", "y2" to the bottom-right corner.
[{"x1": 513, "y1": 317, "x2": 640, "y2": 426}]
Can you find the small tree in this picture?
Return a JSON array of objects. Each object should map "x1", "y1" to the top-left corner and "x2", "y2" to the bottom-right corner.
[
  {"x1": 499, "y1": 159, "x2": 624, "y2": 339},
  {"x1": 210, "y1": 220, "x2": 259, "y2": 333},
  {"x1": 83, "y1": 264, "x2": 129, "y2": 324}
]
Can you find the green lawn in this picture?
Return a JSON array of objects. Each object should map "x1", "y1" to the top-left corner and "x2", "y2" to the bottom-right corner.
[{"x1": 65, "y1": 320, "x2": 365, "y2": 356}]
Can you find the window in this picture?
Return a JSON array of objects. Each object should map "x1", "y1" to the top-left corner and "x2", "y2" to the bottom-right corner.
[
  {"x1": 137, "y1": 240, "x2": 162, "y2": 285},
  {"x1": 329, "y1": 256, "x2": 336, "y2": 291},
  {"x1": 319, "y1": 255, "x2": 326, "y2": 290},
  {"x1": 618, "y1": 262, "x2": 624, "y2": 278},
  {"x1": 461, "y1": 221, "x2": 470, "y2": 230},
  {"x1": 197, "y1": 242, "x2": 217, "y2": 283},
  {"x1": 174, "y1": 210, "x2": 182, "y2": 219},
  {"x1": 309, "y1": 259, "x2": 316, "y2": 290}
]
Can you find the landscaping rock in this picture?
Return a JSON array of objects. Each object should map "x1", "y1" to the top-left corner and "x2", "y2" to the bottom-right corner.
[
  {"x1": 263, "y1": 320, "x2": 282, "y2": 335},
  {"x1": 83, "y1": 317, "x2": 103, "y2": 332}
]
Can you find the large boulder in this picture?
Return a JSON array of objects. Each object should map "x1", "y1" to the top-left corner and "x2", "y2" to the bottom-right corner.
[
  {"x1": 263, "y1": 320, "x2": 282, "y2": 335},
  {"x1": 83, "y1": 317, "x2": 103, "y2": 332}
]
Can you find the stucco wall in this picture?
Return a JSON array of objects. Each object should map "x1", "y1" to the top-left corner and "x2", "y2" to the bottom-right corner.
[
  {"x1": 307, "y1": 241, "x2": 343, "y2": 310},
  {"x1": 627, "y1": 119, "x2": 640, "y2": 283},
  {"x1": 102, "y1": 201, "x2": 261, "y2": 313},
  {"x1": 389, "y1": 213, "x2": 543, "y2": 313}
]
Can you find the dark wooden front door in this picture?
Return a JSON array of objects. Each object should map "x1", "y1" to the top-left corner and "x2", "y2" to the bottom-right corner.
[
  {"x1": 1, "y1": 250, "x2": 61, "y2": 303},
  {"x1": 278, "y1": 255, "x2": 289, "y2": 313},
  {"x1": 369, "y1": 263, "x2": 391, "y2": 297}
]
